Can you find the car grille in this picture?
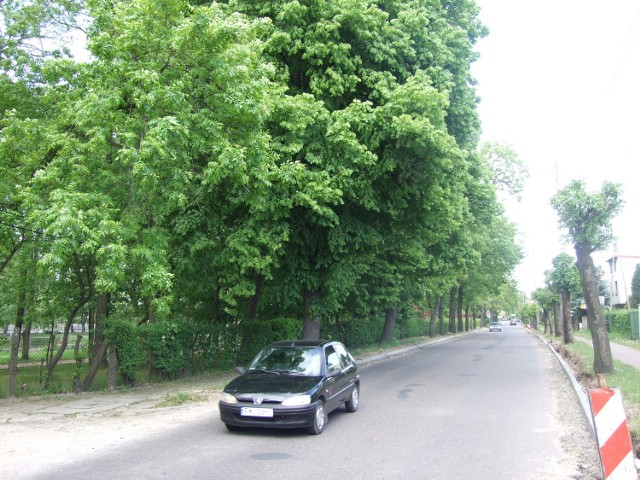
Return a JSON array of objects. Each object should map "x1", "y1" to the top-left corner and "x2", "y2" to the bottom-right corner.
[{"x1": 237, "y1": 395, "x2": 281, "y2": 405}]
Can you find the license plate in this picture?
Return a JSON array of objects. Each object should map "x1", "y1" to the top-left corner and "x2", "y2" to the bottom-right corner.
[{"x1": 240, "y1": 407, "x2": 273, "y2": 418}]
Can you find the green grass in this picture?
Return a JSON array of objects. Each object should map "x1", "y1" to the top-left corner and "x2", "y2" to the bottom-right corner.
[
  {"x1": 0, "y1": 362, "x2": 109, "y2": 398},
  {"x1": 154, "y1": 392, "x2": 208, "y2": 408},
  {"x1": 0, "y1": 334, "x2": 88, "y2": 364},
  {"x1": 554, "y1": 334, "x2": 640, "y2": 452},
  {"x1": 574, "y1": 329, "x2": 640, "y2": 351}
]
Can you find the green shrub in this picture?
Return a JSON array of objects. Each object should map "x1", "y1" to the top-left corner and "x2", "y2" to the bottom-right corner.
[
  {"x1": 334, "y1": 315, "x2": 384, "y2": 348},
  {"x1": 396, "y1": 309, "x2": 427, "y2": 339},
  {"x1": 236, "y1": 317, "x2": 301, "y2": 365},
  {"x1": 200, "y1": 323, "x2": 238, "y2": 371},
  {"x1": 605, "y1": 309, "x2": 632, "y2": 337},
  {"x1": 105, "y1": 318, "x2": 146, "y2": 383},
  {"x1": 141, "y1": 321, "x2": 189, "y2": 380}
]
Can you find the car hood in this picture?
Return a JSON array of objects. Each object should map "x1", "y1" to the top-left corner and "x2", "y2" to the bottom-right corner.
[{"x1": 224, "y1": 371, "x2": 323, "y2": 396}]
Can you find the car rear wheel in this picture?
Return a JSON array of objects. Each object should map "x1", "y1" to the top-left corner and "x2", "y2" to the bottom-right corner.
[
  {"x1": 345, "y1": 384, "x2": 359, "y2": 412},
  {"x1": 308, "y1": 401, "x2": 326, "y2": 435}
]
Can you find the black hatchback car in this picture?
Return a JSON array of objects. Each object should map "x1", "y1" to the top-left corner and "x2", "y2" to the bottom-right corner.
[{"x1": 219, "y1": 340, "x2": 360, "y2": 435}]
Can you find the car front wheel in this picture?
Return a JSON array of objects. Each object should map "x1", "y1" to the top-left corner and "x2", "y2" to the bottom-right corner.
[
  {"x1": 308, "y1": 401, "x2": 326, "y2": 435},
  {"x1": 345, "y1": 384, "x2": 359, "y2": 412}
]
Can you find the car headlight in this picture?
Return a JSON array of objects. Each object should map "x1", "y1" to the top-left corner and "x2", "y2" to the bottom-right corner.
[
  {"x1": 282, "y1": 394, "x2": 311, "y2": 406},
  {"x1": 220, "y1": 392, "x2": 238, "y2": 404}
]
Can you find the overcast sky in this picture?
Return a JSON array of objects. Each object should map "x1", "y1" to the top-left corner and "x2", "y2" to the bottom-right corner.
[{"x1": 472, "y1": 0, "x2": 640, "y2": 295}]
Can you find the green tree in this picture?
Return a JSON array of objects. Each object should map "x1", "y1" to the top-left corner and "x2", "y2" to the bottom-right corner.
[
  {"x1": 551, "y1": 180, "x2": 623, "y2": 373},
  {"x1": 458, "y1": 148, "x2": 523, "y2": 328},
  {"x1": 226, "y1": 0, "x2": 487, "y2": 341},
  {"x1": 545, "y1": 253, "x2": 581, "y2": 345},
  {"x1": 3, "y1": 0, "x2": 290, "y2": 388},
  {"x1": 629, "y1": 264, "x2": 640, "y2": 309},
  {"x1": 478, "y1": 141, "x2": 529, "y2": 200},
  {"x1": 519, "y1": 302, "x2": 539, "y2": 328},
  {"x1": 0, "y1": 0, "x2": 530, "y2": 389},
  {"x1": 532, "y1": 287, "x2": 559, "y2": 335}
]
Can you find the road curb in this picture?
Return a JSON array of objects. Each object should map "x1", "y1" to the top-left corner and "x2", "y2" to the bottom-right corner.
[
  {"x1": 355, "y1": 331, "x2": 477, "y2": 367},
  {"x1": 534, "y1": 333, "x2": 596, "y2": 439}
]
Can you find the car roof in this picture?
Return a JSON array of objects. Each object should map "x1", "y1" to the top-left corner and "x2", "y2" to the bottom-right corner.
[{"x1": 267, "y1": 339, "x2": 334, "y2": 348}]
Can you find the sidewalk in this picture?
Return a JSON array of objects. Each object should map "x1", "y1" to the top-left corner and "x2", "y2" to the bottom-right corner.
[{"x1": 574, "y1": 336, "x2": 640, "y2": 370}]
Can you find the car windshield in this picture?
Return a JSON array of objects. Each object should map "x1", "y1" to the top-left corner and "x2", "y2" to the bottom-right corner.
[{"x1": 249, "y1": 346, "x2": 322, "y2": 376}]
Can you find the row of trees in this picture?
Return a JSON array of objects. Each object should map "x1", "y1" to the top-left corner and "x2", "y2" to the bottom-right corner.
[
  {"x1": 523, "y1": 180, "x2": 624, "y2": 375},
  {"x1": 1, "y1": 0, "x2": 525, "y2": 394}
]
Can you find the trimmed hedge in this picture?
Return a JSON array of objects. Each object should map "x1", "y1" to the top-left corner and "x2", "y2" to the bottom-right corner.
[
  {"x1": 236, "y1": 317, "x2": 301, "y2": 365},
  {"x1": 605, "y1": 309, "x2": 632, "y2": 337}
]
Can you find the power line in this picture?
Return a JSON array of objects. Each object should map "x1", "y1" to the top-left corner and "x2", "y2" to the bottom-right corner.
[{"x1": 608, "y1": 5, "x2": 640, "y2": 89}]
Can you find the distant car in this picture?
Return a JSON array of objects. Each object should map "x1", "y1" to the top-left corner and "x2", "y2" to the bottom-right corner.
[
  {"x1": 510, "y1": 319, "x2": 517, "y2": 326},
  {"x1": 489, "y1": 322, "x2": 502, "y2": 332},
  {"x1": 219, "y1": 340, "x2": 360, "y2": 435}
]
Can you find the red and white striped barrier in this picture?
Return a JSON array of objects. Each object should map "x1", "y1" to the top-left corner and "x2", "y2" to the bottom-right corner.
[{"x1": 589, "y1": 388, "x2": 637, "y2": 479}]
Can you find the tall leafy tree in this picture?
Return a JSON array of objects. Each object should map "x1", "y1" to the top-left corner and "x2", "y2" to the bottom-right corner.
[
  {"x1": 545, "y1": 253, "x2": 581, "y2": 345},
  {"x1": 532, "y1": 286, "x2": 559, "y2": 335},
  {"x1": 478, "y1": 141, "x2": 528, "y2": 200},
  {"x1": 3, "y1": 0, "x2": 294, "y2": 386},
  {"x1": 551, "y1": 180, "x2": 623, "y2": 373},
  {"x1": 1, "y1": 0, "x2": 85, "y2": 394},
  {"x1": 226, "y1": 0, "x2": 487, "y2": 340}
]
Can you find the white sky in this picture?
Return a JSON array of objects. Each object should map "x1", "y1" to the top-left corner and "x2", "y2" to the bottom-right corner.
[{"x1": 472, "y1": 0, "x2": 640, "y2": 295}]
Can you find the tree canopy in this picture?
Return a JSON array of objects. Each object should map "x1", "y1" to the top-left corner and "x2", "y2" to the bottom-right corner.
[{"x1": 0, "y1": 0, "x2": 525, "y2": 392}]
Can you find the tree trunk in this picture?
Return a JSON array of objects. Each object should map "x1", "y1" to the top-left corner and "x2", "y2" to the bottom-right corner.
[
  {"x1": 8, "y1": 325, "x2": 22, "y2": 397},
  {"x1": 438, "y1": 296, "x2": 445, "y2": 335},
  {"x1": 302, "y1": 289, "x2": 321, "y2": 340},
  {"x1": 46, "y1": 297, "x2": 89, "y2": 386},
  {"x1": 72, "y1": 334, "x2": 84, "y2": 393},
  {"x1": 457, "y1": 286, "x2": 464, "y2": 332},
  {"x1": 0, "y1": 236, "x2": 25, "y2": 276},
  {"x1": 247, "y1": 274, "x2": 264, "y2": 322},
  {"x1": 464, "y1": 305, "x2": 470, "y2": 331},
  {"x1": 88, "y1": 307, "x2": 95, "y2": 351},
  {"x1": 575, "y1": 246, "x2": 613, "y2": 373},
  {"x1": 428, "y1": 298, "x2": 438, "y2": 338},
  {"x1": 542, "y1": 309, "x2": 549, "y2": 334},
  {"x1": 20, "y1": 324, "x2": 31, "y2": 360},
  {"x1": 8, "y1": 274, "x2": 27, "y2": 397},
  {"x1": 553, "y1": 301, "x2": 561, "y2": 338},
  {"x1": 82, "y1": 293, "x2": 110, "y2": 391},
  {"x1": 92, "y1": 293, "x2": 110, "y2": 358},
  {"x1": 560, "y1": 288, "x2": 573, "y2": 344},
  {"x1": 379, "y1": 306, "x2": 398, "y2": 344},
  {"x1": 448, "y1": 287, "x2": 456, "y2": 334},
  {"x1": 82, "y1": 338, "x2": 109, "y2": 391},
  {"x1": 144, "y1": 296, "x2": 156, "y2": 324}
]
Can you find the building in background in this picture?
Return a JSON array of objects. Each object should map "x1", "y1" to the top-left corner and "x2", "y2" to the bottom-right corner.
[{"x1": 606, "y1": 247, "x2": 640, "y2": 308}]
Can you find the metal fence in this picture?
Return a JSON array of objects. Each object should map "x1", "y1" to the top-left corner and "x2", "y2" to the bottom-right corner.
[
  {"x1": 0, "y1": 333, "x2": 86, "y2": 363},
  {"x1": 631, "y1": 310, "x2": 639, "y2": 340}
]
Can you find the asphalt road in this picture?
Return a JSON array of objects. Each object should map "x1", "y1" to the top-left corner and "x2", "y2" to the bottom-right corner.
[{"x1": 27, "y1": 326, "x2": 598, "y2": 480}]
